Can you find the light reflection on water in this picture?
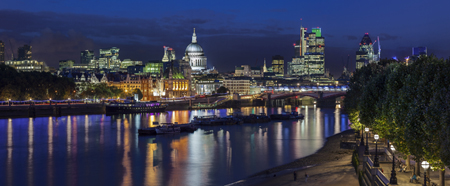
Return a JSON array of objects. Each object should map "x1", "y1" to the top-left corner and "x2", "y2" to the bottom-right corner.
[{"x1": 0, "y1": 106, "x2": 348, "y2": 186}]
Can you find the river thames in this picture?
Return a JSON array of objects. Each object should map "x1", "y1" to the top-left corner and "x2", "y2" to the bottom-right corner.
[{"x1": 0, "y1": 105, "x2": 348, "y2": 186}]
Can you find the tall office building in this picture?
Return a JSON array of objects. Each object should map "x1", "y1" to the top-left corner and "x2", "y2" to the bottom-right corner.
[
  {"x1": 0, "y1": 41, "x2": 4, "y2": 63},
  {"x1": 356, "y1": 33, "x2": 380, "y2": 69},
  {"x1": 18, "y1": 45, "x2": 32, "y2": 60},
  {"x1": 288, "y1": 26, "x2": 325, "y2": 77},
  {"x1": 162, "y1": 46, "x2": 176, "y2": 62},
  {"x1": 81, "y1": 50, "x2": 94, "y2": 64},
  {"x1": 99, "y1": 47, "x2": 120, "y2": 68},
  {"x1": 272, "y1": 55, "x2": 284, "y2": 76},
  {"x1": 412, "y1": 47, "x2": 427, "y2": 57}
]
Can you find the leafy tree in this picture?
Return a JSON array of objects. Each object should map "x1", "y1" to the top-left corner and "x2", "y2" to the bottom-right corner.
[
  {"x1": 132, "y1": 88, "x2": 143, "y2": 100},
  {"x1": 216, "y1": 86, "x2": 229, "y2": 94}
]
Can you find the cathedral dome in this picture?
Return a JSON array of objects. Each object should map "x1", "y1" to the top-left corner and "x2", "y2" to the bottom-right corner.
[{"x1": 186, "y1": 43, "x2": 203, "y2": 53}]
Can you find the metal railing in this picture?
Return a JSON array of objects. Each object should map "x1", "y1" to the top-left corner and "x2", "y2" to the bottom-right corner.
[{"x1": 374, "y1": 169, "x2": 389, "y2": 186}]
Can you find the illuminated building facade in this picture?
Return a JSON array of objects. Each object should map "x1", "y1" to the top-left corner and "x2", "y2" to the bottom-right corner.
[
  {"x1": 251, "y1": 67, "x2": 262, "y2": 78},
  {"x1": 271, "y1": 55, "x2": 284, "y2": 76},
  {"x1": 5, "y1": 60, "x2": 48, "y2": 72},
  {"x1": 183, "y1": 28, "x2": 207, "y2": 71},
  {"x1": 99, "y1": 47, "x2": 120, "y2": 68},
  {"x1": 194, "y1": 76, "x2": 222, "y2": 95},
  {"x1": 80, "y1": 50, "x2": 94, "y2": 64},
  {"x1": 356, "y1": 33, "x2": 380, "y2": 69},
  {"x1": 235, "y1": 65, "x2": 251, "y2": 77},
  {"x1": 162, "y1": 46, "x2": 176, "y2": 62},
  {"x1": 108, "y1": 74, "x2": 142, "y2": 94},
  {"x1": 140, "y1": 64, "x2": 191, "y2": 100},
  {"x1": 120, "y1": 59, "x2": 143, "y2": 69},
  {"x1": 59, "y1": 60, "x2": 75, "y2": 70},
  {"x1": 18, "y1": 45, "x2": 32, "y2": 60},
  {"x1": 0, "y1": 40, "x2": 4, "y2": 63},
  {"x1": 141, "y1": 76, "x2": 164, "y2": 101},
  {"x1": 144, "y1": 61, "x2": 164, "y2": 75},
  {"x1": 289, "y1": 27, "x2": 325, "y2": 77},
  {"x1": 223, "y1": 78, "x2": 250, "y2": 95}
]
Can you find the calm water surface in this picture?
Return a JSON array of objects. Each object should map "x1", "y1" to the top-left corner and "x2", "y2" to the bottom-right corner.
[{"x1": 0, "y1": 106, "x2": 349, "y2": 186}]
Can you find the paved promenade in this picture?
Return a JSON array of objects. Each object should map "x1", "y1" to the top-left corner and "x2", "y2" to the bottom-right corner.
[{"x1": 255, "y1": 154, "x2": 358, "y2": 186}]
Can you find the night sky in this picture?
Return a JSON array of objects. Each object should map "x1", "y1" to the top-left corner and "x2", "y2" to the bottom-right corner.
[{"x1": 1, "y1": 0, "x2": 450, "y2": 76}]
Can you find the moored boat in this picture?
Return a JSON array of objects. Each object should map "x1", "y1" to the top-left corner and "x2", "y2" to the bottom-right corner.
[{"x1": 155, "y1": 123, "x2": 181, "y2": 134}]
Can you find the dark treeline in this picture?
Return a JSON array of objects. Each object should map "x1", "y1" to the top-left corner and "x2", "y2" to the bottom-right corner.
[
  {"x1": 345, "y1": 56, "x2": 450, "y2": 184},
  {"x1": 0, "y1": 64, "x2": 75, "y2": 100}
]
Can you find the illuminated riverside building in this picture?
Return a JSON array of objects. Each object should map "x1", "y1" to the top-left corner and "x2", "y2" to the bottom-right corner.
[
  {"x1": 141, "y1": 76, "x2": 164, "y2": 101},
  {"x1": 5, "y1": 60, "x2": 48, "y2": 72},
  {"x1": 193, "y1": 74, "x2": 223, "y2": 95},
  {"x1": 183, "y1": 28, "x2": 207, "y2": 71},
  {"x1": 140, "y1": 64, "x2": 191, "y2": 100},
  {"x1": 356, "y1": 33, "x2": 380, "y2": 69},
  {"x1": 288, "y1": 27, "x2": 325, "y2": 77},
  {"x1": 108, "y1": 74, "x2": 142, "y2": 94},
  {"x1": 223, "y1": 78, "x2": 250, "y2": 95}
]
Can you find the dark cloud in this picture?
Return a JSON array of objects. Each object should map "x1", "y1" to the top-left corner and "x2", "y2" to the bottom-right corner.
[
  {"x1": 323, "y1": 34, "x2": 334, "y2": 38},
  {"x1": 344, "y1": 35, "x2": 358, "y2": 40},
  {"x1": 379, "y1": 33, "x2": 399, "y2": 41},
  {"x1": 31, "y1": 28, "x2": 95, "y2": 65}
]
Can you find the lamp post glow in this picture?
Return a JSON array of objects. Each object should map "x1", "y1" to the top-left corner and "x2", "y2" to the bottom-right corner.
[
  {"x1": 422, "y1": 161, "x2": 429, "y2": 186},
  {"x1": 374, "y1": 134, "x2": 380, "y2": 167},
  {"x1": 364, "y1": 127, "x2": 369, "y2": 155},
  {"x1": 390, "y1": 145, "x2": 397, "y2": 184}
]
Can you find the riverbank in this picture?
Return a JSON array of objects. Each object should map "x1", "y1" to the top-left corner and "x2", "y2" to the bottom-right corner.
[
  {"x1": 227, "y1": 129, "x2": 357, "y2": 186},
  {"x1": 0, "y1": 104, "x2": 105, "y2": 119}
]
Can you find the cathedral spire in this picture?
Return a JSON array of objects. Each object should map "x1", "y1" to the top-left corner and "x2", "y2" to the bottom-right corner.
[{"x1": 192, "y1": 28, "x2": 197, "y2": 43}]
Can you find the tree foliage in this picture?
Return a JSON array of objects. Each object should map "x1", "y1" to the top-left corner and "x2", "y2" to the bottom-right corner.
[
  {"x1": 344, "y1": 56, "x2": 450, "y2": 169},
  {"x1": 79, "y1": 83, "x2": 125, "y2": 99},
  {"x1": 0, "y1": 64, "x2": 75, "y2": 100}
]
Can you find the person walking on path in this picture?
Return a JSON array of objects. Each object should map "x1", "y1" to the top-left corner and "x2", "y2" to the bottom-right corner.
[
  {"x1": 305, "y1": 173, "x2": 309, "y2": 182},
  {"x1": 293, "y1": 171, "x2": 297, "y2": 181}
]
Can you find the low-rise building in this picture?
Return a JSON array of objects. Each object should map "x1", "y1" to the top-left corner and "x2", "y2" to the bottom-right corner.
[
  {"x1": 5, "y1": 60, "x2": 48, "y2": 72},
  {"x1": 108, "y1": 74, "x2": 142, "y2": 94},
  {"x1": 223, "y1": 78, "x2": 251, "y2": 95},
  {"x1": 250, "y1": 67, "x2": 262, "y2": 78},
  {"x1": 59, "y1": 60, "x2": 75, "y2": 70}
]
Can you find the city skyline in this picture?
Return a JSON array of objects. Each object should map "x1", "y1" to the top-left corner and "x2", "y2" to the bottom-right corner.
[{"x1": 1, "y1": 1, "x2": 449, "y2": 76}]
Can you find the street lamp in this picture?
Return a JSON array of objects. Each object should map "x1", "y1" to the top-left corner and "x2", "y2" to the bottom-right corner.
[
  {"x1": 390, "y1": 145, "x2": 397, "y2": 184},
  {"x1": 365, "y1": 127, "x2": 369, "y2": 155},
  {"x1": 374, "y1": 134, "x2": 380, "y2": 167},
  {"x1": 422, "y1": 161, "x2": 430, "y2": 186}
]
